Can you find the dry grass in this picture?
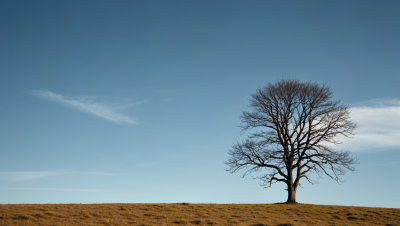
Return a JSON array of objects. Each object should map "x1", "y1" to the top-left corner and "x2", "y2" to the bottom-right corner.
[{"x1": 0, "y1": 203, "x2": 399, "y2": 226}]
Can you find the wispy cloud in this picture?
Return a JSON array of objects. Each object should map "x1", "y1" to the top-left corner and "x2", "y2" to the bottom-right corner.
[
  {"x1": 0, "y1": 187, "x2": 106, "y2": 192},
  {"x1": 0, "y1": 170, "x2": 112, "y2": 181},
  {"x1": 339, "y1": 98, "x2": 400, "y2": 152},
  {"x1": 27, "y1": 90, "x2": 140, "y2": 124}
]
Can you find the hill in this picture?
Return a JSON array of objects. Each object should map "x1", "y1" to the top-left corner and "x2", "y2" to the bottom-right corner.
[{"x1": 0, "y1": 203, "x2": 399, "y2": 225}]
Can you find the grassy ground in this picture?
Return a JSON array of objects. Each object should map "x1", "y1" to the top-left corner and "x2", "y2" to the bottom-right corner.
[{"x1": 0, "y1": 203, "x2": 399, "y2": 226}]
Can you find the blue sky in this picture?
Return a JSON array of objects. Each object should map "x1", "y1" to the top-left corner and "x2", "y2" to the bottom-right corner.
[{"x1": 0, "y1": 1, "x2": 399, "y2": 208}]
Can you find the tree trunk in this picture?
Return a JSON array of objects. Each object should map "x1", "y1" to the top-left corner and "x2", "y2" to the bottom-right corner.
[
  {"x1": 286, "y1": 185, "x2": 297, "y2": 203},
  {"x1": 286, "y1": 171, "x2": 297, "y2": 204}
]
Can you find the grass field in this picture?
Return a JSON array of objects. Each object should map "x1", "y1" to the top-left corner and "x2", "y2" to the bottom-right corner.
[{"x1": 0, "y1": 203, "x2": 399, "y2": 226}]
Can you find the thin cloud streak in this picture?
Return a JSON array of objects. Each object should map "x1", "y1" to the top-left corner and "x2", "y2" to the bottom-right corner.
[
  {"x1": 340, "y1": 98, "x2": 400, "y2": 152},
  {"x1": 27, "y1": 90, "x2": 138, "y2": 124},
  {"x1": 0, "y1": 171, "x2": 72, "y2": 181},
  {"x1": 0, "y1": 187, "x2": 106, "y2": 192},
  {"x1": 0, "y1": 170, "x2": 113, "y2": 181}
]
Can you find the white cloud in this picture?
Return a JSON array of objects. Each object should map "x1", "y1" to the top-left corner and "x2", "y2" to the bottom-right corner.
[
  {"x1": 0, "y1": 170, "x2": 112, "y2": 181},
  {"x1": 0, "y1": 187, "x2": 106, "y2": 192},
  {"x1": 27, "y1": 90, "x2": 139, "y2": 124},
  {"x1": 339, "y1": 98, "x2": 400, "y2": 152}
]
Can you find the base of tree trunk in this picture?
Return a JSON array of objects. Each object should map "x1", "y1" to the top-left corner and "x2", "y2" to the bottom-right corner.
[
  {"x1": 273, "y1": 202, "x2": 299, "y2": 205},
  {"x1": 284, "y1": 201, "x2": 298, "y2": 204}
]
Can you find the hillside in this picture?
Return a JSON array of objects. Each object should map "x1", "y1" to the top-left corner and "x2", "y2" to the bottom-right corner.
[{"x1": 0, "y1": 203, "x2": 399, "y2": 226}]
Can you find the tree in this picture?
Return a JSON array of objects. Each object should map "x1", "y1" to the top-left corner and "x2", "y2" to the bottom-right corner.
[{"x1": 224, "y1": 79, "x2": 358, "y2": 204}]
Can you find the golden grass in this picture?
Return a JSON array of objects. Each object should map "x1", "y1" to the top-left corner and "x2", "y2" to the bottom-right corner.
[{"x1": 0, "y1": 203, "x2": 399, "y2": 226}]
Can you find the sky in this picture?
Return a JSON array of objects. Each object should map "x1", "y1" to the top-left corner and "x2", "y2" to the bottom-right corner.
[{"x1": 0, "y1": 1, "x2": 399, "y2": 208}]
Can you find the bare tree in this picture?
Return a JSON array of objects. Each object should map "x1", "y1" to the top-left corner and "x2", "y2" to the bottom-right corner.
[{"x1": 225, "y1": 79, "x2": 358, "y2": 204}]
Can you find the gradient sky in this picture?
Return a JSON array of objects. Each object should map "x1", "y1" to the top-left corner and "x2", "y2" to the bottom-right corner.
[{"x1": 0, "y1": 1, "x2": 399, "y2": 208}]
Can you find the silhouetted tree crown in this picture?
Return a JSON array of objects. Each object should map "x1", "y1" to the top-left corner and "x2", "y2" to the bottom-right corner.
[{"x1": 225, "y1": 79, "x2": 358, "y2": 204}]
